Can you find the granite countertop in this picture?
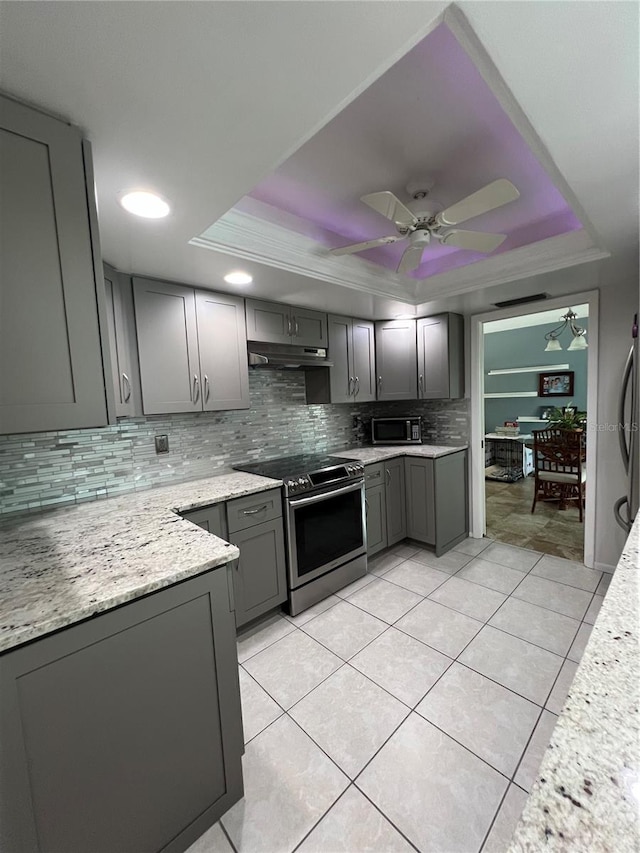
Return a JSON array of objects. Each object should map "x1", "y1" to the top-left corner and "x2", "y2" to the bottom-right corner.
[
  {"x1": 0, "y1": 471, "x2": 281, "y2": 654},
  {"x1": 334, "y1": 444, "x2": 467, "y2": 463},
  {"x1": 508, "y1": 512, "x2": 640, "y2": 851}
]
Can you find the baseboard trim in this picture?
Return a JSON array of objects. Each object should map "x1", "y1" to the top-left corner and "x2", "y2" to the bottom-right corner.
[{"x1": 594, "y1": 562, "x2": 615, "y2": 574}]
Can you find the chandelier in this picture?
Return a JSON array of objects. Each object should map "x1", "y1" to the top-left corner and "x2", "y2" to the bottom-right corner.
[{"x1": 544, "y1": 309, "x2": 588, "y2": 352}]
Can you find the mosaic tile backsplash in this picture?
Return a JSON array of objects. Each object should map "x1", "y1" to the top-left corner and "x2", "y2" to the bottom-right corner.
[{"x1": 0, "y1": 371, "x2": 469, "y2": 515}]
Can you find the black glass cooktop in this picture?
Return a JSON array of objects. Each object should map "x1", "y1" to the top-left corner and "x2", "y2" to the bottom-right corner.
[{"x1": 234, "y1": 453, "x2": 357, "y2": 480}]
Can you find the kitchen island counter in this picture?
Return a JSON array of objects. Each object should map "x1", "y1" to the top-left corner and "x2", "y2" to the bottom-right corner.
[
  {"x1": 0, "y1": 470, "x2": 281, "y2": 653},
  {"x1": 333, "y1": 444, "x2": 467, "y2": 464},
  {"x1": 508, "y1": 511, "x2": 640, "y2": 852}
]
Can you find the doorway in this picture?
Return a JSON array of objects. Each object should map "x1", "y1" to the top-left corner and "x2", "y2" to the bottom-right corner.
[{"x1": 469, "y1": 291, "x2": 599, "y2": 568}]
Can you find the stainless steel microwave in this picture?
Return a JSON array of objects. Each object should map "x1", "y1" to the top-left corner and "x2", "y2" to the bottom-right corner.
[{"x1": 371, "y1": 417, "x2": 422, "y2": 445}]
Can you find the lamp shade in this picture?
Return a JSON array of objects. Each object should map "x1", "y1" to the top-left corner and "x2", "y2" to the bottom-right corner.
[
  {"x1": 568, "y1": 335, "x2": 587, "y2": 351},
  {"x1": 544, "y1": 338, "x2": 563, "y2": 352}
]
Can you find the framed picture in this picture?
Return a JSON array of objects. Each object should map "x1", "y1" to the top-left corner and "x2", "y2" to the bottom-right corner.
[{"x1": 538, "y1": 370, "x2": 574, "y2": 397}]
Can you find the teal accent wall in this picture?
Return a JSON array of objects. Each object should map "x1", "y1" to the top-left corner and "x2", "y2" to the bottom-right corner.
[{"x1": 484, "y1": 319, "x2": 589, "y2": 432}]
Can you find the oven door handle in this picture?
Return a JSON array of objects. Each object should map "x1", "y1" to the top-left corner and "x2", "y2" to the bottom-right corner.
[{"x1": 288, "y1": 480, "x2": 363, "y2": 507}]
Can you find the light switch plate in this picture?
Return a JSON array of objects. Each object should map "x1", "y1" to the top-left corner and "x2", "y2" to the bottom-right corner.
[{"x1": 155, "y1": 434, "x2": 169, "y2": 454}]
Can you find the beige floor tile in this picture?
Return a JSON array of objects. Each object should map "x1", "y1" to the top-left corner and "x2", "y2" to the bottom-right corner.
[
  {"x1": 350, "y1": 627, "x2": 452, "y2": 707},
  {"x1": 382, "y1": 559, "x2": 451, "y2": 597},
  {"x1": 347, "y1": 577, "x2": 423, "y2": 624},
  {"x1": 236, "y1": 614, "x2": 296, "y2": 664},
  {"x1": 302, "y1": 600, "x2": 387, "y2": 660},
  {"x1": 453, "y1": 537, "x2": 493, "y2": 557},
  {"x1": 482, "y1": 542, "x2": 541, "y2": 573},
  {"x1": 410, "y1": 548, "x2": 473, "y2": 574},
  {"x1": 358, "y1": 714, "x2": 508, "y2": 853},
  {"x1": 583, "y1": 594, "x2": 605, "y2": 625},
  {"x1": 221, "y1": 715, "x2": 348, "y2": 852},
  {"x1": 514, "y1": 710, "x2": 558, "y2": 792},
  {"x1": 531, "y1": 554, "x2": 601, "y2": 592},
  {"x1": 238, "y1": 668, "x2": 282, "y2": 743},
  {"x1": 289, "y1": 665, "x2": 409, "y2": 778},
  {"x1": 488, "y1": 596, "x2": 581, "y2": 657},
  {"x1": 482, "y1": 784, "x2": 528, "y2": 853},
  {"x1": 546, "y1": 658, "x2": 579, "y2": 714},
  {"x1": 185, "y1": 822, "x2": 233, "y2": 853},
  {"x1": 297, "y1": 786, "x2": 414, "y2": 853},
  {"x1": 512, "y1": 574, "x2": 592, "y2": 620},
  {"x1": 283, "y1": 594, "x2": 341, "y2": 627},
  {"x1": 459, "y1": 625, "x2": 563, "y2": 706},
  {"x1": 568, "y1": 622, "x2": 593, "y2": 663},
  {"x1": 395, "y1": 598, "x2": 483, "y2": 658},
  {"x1": 456, "y1": 557, "x2": 527, "y2": 595},
  {"x1": 429, "y1": 576, "x2": 506, "y2": 622}
]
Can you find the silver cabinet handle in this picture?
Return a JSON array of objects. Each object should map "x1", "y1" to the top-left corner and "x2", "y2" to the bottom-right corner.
[
  {"x1": 242, "y1": 504, "x2": 268, "y2": 515},
  {"x1": 355, "y1": 376, "x2": 360, "y2": 396},
  {"x1": 377, "y1": 376, "x2": 382, "y2": 395},
  {"x1": 287, "y1": 316, "x2": 293, "y2": 337},
  {"x1": 204, "y1": 374, "x2": 210, "y2": 403},
  {"x1": 293, "y1": 317, "x2": 299, "y2": 337},
  {"x1": 386, "y1": 468, "x2": 391, "y2": 486},
  {"x1": 348, "y1": 376, "x2": 354, "y2": 396},
  {"x1": 121, "y1": 373, "x2": 131, "y2": 403},
  {"x1": 419, "y1": 374, "x2": 424, "y2": 398},
  {"x1": 192, "y1": 374, "x2": 200, "y2": 404}
]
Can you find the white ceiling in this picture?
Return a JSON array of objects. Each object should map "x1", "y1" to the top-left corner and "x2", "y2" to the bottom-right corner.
[{"x1": 1, "y1": 1, "x2": 637, "y2": 318}]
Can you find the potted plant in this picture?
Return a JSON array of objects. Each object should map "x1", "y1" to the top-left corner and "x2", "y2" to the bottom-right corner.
[{"x1": 547, "y1": 402, "x2": 586, "y2": 430}]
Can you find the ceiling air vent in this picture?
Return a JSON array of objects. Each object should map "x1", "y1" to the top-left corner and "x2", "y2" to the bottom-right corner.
[{"x1": 493, "y1": 293, "x2": 549, "y2": 309}]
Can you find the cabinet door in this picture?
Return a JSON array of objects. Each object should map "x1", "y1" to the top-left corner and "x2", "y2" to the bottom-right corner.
[
  {"x1": 229, "y1": 518, "x2": 287, "y2": 628},
  {"x1": 245, "y1": 299, "x2": 292, "y2": 345},
  {"x1": 103, "y1": 266, "x2": 141, "y2": 417},
  {"x1": 0, "y1": 567, "x2": 243, "y2": 853},
  {"x1": 133, "y1": 278, "x2": 201, "y2": 414},
  {"x1": 195, "y1": 291, "x2": 250, "y2": 411},
  {"x1": 434, "y1": 451, "x2": 468, "y2": 554},
  {"x1": 0, "y1": 95, "x2": 107, "y2": 433},
  {"x1": 352, "y1": 319, "x2": 376, "y2": 402},
  {"x1": 183, "y1": 503, "x2": 228, "y2": 539},
  {"x1": 417, "y1": 314, "x2": 464, "y2": 400},
  {"x1": 385, "y1": 457, "x2": 407, "y2": 546},
  {"x1": 365, "y1": 484, "x2": 387, "y2": 556},
  {"x1": 405, "y1": 456, "x2": 435, "y2": 544},
  {"x1": 327, "y1": 315, "x2": 353, "y2": 403},
  {"x1": 375, "y1": 320, "x2": 417, "y2": 401},
  {"x1": 291, "y1": 307, "x2": 328, "y2": 348}
]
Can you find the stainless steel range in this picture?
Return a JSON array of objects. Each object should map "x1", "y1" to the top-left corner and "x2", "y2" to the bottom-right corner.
[{"x1": 234, "y1": 454, "x2": 366, "y2": 615}]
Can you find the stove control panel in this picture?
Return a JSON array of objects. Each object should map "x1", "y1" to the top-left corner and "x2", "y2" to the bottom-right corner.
[
  {"x1": 284, "y1": 476, "x2": 312, "y2": 494},
  {"x1": 345, "y1": 463, "x2": 364, "y2": 477}
]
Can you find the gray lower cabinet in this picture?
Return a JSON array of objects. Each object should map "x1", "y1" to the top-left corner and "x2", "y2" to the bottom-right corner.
[
  {"x1": 103, "y1": 264, "x2": 142, "y2": 417},
  {"x1": 417, "y1": 313, "x2": 464, "y2": 400},
  {"x1": 0, "y1": 94, "x2": 109, "y2": 434},
  {"x1": 405, "y1": 451, "x2": 468, "y2": 554},
  {"x1": 227, "y1": 518, "x2": 287, "y2": 627},
  {"x1": 0, "y1": 566, "x2": 244, "y2": 853},
  {"x1": 384, "y1": 457, "x2": 407, "y2": 546},
  {"x1": 374, "y1": 319, "x2": 418, "y2": 401},
  {"x1": 245, "y1": 298, "x2": 327, "y2": 348},
  {"x1": 183, "y1": 503, "x2": 228, "y2": 539},
  {"x1": 365, "y1": 483, "x2": 387, "y2": 556},
  {"x1": 133, "y1": 278, "x2": 249, "y2": 415}
]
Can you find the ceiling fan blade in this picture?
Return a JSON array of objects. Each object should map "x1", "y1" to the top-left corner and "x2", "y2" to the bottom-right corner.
[
  {"x1": 330, "y1": 235, "x2": 404, "y2": 256},
  {"x1": 361, "y1": 191, "x2": 416, "y2": 228},
  {"x1": 397, "y1": 244, "x2": 425, "y2": 274},
  {"x1": 436, "y1": 179, "x2": 519, "y2": 226},
  {"x1": 441, "y1": 229, "x2": 506, "y2": 253}
]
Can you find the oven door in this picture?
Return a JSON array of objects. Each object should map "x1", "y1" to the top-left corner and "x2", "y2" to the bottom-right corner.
[{"x1": 286, "y1": 479, "x2": 366, "y2": 589}]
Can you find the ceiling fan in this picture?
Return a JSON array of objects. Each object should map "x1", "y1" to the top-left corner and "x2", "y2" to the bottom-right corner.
[{"x1": 330, "y1": 178, "x2": 520, "y2": 274}]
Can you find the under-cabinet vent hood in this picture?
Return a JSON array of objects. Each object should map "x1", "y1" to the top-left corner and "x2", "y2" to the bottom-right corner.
[{"x1": 248, "y1": 342, "x2": 332, "y2": 369}]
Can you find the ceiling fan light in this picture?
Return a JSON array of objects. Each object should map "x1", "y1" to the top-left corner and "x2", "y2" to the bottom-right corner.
[{"x1": 545, "y1": 338, "x2": 563, "y2": 352}]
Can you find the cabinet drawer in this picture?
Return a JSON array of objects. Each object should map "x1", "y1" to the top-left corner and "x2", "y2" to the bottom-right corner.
[
  {"x1": 226, "y1": 489, "x2": 282, "y2": 533},
  {"x1": 364, "y1": 462, "x2": 384, "y2": 489}
]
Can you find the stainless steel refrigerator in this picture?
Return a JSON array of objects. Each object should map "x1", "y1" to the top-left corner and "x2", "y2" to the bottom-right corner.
[{"x1": 614, "y1": 314, "x2": 639, "y2": 532}]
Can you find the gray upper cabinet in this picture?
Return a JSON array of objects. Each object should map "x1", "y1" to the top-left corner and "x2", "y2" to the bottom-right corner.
[
  {"x1": 374, "y1": 319, "x2": 418, "y2": 401},
  {"x1": 133, "y1": 279, "x2": 249, "y2": 415},
  {"x1": 103, "y1": 265, "x2": 142, "y2": 418},
  {"x1": 133, "y1": 278, "x2": 201, "y2": 415},
  {"x1": 417, "y1": 313, "x2": 464, "y2": 400},
  {"x1": 245, "y1": 299, "x2": 327, "y2": 348},
  {"x1": 195, "y1": 291, "x2": 249, "y2": 411},
  {"x1": 326, "y1": 315, "x2": 376, "y2": 403},
  {"x1": 0, "y1": 94, "x2": 109, "y2": 434}
]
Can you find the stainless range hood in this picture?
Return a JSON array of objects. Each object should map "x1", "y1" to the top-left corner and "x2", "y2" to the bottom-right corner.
[{"x1": 248, "y1": 342, "x2": 333, "y2": 369}]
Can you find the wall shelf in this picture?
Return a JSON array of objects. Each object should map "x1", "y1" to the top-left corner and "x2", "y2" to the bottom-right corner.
[{"x1": 484, "y1": 392, "x2": 538, "y2": 399}]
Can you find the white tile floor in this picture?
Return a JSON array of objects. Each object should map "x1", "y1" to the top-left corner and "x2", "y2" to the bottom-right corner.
[{"x1": 188, "y1": 538, "x2": 607, "y2": 853}]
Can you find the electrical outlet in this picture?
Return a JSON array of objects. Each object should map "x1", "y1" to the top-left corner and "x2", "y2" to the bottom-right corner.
[{"x1": 155, "y1": 434, "x2": 169, "y2": 454}]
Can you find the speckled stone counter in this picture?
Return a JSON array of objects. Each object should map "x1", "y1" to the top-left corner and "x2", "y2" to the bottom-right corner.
[
  {"x1": 333, "y1": 444, "x2": 467, "y2": 463},
  {"x1": 0, "y1": 471, "x2": 281, "y2": 654},
  {"x1": 508, "y1": 512, "x2": 640, "y2": 852}
]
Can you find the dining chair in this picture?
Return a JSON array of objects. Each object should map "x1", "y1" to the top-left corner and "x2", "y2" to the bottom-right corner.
[{"x1": 531, "y1": 428, "x2": 587, "y2": 521}]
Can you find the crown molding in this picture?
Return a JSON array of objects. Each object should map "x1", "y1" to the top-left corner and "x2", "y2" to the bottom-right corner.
[{"x1": 191, "y1": 208, "x2": 609, "y2": 306}]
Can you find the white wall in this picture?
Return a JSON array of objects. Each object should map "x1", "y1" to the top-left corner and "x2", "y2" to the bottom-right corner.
[{"x1": 594, "y1": 255, "x2": 639, "y2": 569}]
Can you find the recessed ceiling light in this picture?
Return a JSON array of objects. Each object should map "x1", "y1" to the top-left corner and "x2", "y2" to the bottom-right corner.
[
  {"x1": 120, "y1": 191, "x2": 170, "y2": 219},
  {"x1": 224, "y1": 271, "x2": 253, "y2": 285}
]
